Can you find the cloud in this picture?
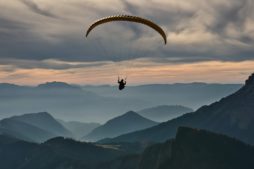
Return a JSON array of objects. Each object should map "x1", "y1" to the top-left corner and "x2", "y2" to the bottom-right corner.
[
  {"x1": 0, "y1": 17, "x2": 31, "y2": 41},
  {"x1": 200, "y1": 0, "x2": 254, "y2": 47},
  {"x1": 0, "y1": 0, "x2": 253, "y2": 65},
  {"x1": 1, "y1": 59, "x2": 254, "y2": 85},
  {"x1": 0, "y1": 58, "x2": 111, "y2": 70},
  {"x1": 20, "y1": 0, "x2": 58, "y2": 18}
]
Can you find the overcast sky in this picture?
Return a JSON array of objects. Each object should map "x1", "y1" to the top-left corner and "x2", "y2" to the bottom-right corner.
[{"x1": 0, "y1": 0, "x2": 254, "y2": 85}]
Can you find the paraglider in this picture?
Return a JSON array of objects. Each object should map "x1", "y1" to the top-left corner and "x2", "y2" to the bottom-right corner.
[
  {"x1": 85, "y1": 15, "x2": 167, "y2": 90},
  {"x1": 118, "y1": 77, "x2": 127, "y2": 90}
]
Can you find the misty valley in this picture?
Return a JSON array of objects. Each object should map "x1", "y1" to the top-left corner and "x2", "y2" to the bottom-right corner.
[{"x1": 0, "y1": 74, "x2": 254, "y2": 169}]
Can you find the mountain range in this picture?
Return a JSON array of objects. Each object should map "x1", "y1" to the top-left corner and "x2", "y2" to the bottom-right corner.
[
  {"x1": 1, "y1": 126, "x2": 254, "y2": 169},
  {"x1": 0, "y1": 73, "x2": 253, "y2": 169},
  {"x1": 0, "y1": 112, "x2": 72, "y2": 142},
  {"x1": 0, "y1": 111, "x2": 158, "y2": 143},
  {"x1": 100, "y1": 73, "x2": 254, "y2": 145},
  {"x1": 84, "y1": 83, "x2": 242, "y2": 110},
  {"x1": 0, "y1": 74, "x2": 252, "y2": 145},
  {"x1": 0, "y1": 81, "x2": 241, "y2": 122},
  {"x1": 84, "y1": 111, "x2": 158, "y2": 141}
]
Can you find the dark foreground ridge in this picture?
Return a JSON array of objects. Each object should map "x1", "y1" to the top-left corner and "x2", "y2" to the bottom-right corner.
[
  {"x1": 245, "y1": 73, "x2": 254, "y2": 86},
  {"x1": 139, "y1": 127, "x2": 254, "y2": 169},
  {"x1": 1, "y1": 126, "x2": 254, "y2": 169},
  {"x1": 0, "y1": 136, "x2": 125, "y2": 169}
]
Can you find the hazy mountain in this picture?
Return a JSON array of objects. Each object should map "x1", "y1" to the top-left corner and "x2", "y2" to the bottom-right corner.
[
  {"x1": 84, "y1": 111, "x2": 158, "y2": 141},
  {"x1": 0, "y1": 112, "x2": 72, "y2": 142},
  {"x1": 0, "y1": 82, "x2": 241, "y2": 123},
  {"x1": 0, "y1": 136, "x2": 126, "y2": 169},
  {"x1": 101, "y1": 73, "x2": 254, "y2": 145},
  {"x1": 84, "y1": 83, "x2": 242, "y2": 110},
  {"x1": 10, "y1": 112, "x2": 72, "y2": 137},
  {"x1": 0, "y1": 82, "x2": 147, "y2": 123},
  {"x1": 138, "y1": 105, "x2": 193, "y2": 122},
  {"x1": 139, "y1": 127, "x2": 254, "y2": 169},
  {"x1": 59, "y1": 120, "x2": 100, "y2": 139},
  {"x1": 37, "y1": 81, "x2": 81, "y2": 90},
  {"x1": 0, "y1": 83, "x2": 23, "y2": 89},
  {"x1": 0, "y1": 118, "x2": 55, "y2": 142}
]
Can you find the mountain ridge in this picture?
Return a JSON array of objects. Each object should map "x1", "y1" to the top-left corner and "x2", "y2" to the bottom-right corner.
[
  {"x1": 1, "y1": 126, "x2": 254, "y2": 169},
  {"x1": 37, "y1": 81, "x2": 81, "y2": 90},
  {"x1": 0, "y1": 82, "x2": 241, "y2": 122},
  {"x1": 84, "y1": 111, "x2": 158, "y2": 141},
  {"x1": 139, "y1": 127, "x2": 254, "y2": 169},
  {"x1": 100, "y1": 73, "x2": 254, "y2": 145},
  {"x1": 9, "y1": 112, "x2": 72, "y2": 137},
  {"x1": 0, "y1": 112, "x2": 72, "y2": 142}
]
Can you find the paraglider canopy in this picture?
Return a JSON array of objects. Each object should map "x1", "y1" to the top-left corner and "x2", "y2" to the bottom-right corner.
[
  {"x1": 85, "y1": 15, "x2": 167, "y2": 90},
  {"x1": 86, "y1": 15, "x2": 167, "y2": 44}
]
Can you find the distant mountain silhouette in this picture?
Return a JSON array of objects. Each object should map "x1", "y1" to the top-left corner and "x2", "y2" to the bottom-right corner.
[
  {"x1": 58, "y1": 120, "x2": 100, "y2": 139},
  {"x1": 100, "y1": 73, "x2": 254, "y2": 145},
  {"x1": 0, "y1": 118, "x2": 55, "y2": 142},
  {"x1": 138, "y1": 105, "x2": 193, "y2": 122},
  {"x1": 0, "y1": 83, "x2": 23, "y2": 89},
  {"x1": 37, "y1": 81, "x2": 81, "y2": 90},
  {"x1": 84, "y1": 83, "x2": 242, "y2": 109},
  {"x1": 139, "y1": 127, "x2": 254, "y2": 169},
  {"x1": 11, "y1": 112, "x2": 72, "y2": 136},
  {"x1": 0, "y1": 82, "x2": 241, "y2": 122},
  {"x1": 0, "y1": 112, "x2": 72, "y2": 142},
  {"x1": 84, "y1": 111, "x2": 158, "y2": 141}
]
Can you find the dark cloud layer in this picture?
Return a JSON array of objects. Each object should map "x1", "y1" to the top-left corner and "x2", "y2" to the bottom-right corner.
[
  {"x1": 207, "y1": 0, "x2": 252, "y2": 41},
  {"x1": 0, "y1": 58, "x2": 109, "y2": 70},
  {"x1": 0, "y1": 0, "x2": 253, "y2": 69}
]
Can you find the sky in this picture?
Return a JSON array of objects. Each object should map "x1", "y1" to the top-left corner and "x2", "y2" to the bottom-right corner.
[{"x1": 0, "y1": 0, "x2": 254, "y2": 85}]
